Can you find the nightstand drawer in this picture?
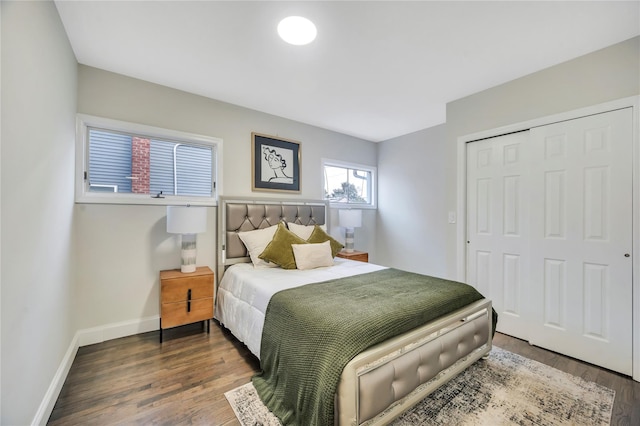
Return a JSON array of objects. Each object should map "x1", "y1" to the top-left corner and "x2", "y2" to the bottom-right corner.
[
  {"x1": 161, "y1": 299, "x2": 213, "y2": 329},
  {"x1": 159, "y1": 266, "x2": 214, "y2": 340},
  {"x1": 161, "y1": 275, "x2": 213, "y2": 303}
]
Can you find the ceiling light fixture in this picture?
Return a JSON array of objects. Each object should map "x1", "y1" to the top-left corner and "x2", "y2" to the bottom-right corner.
[{"x1": 277, "y1": 16, "x2": 317, "y2": 46}]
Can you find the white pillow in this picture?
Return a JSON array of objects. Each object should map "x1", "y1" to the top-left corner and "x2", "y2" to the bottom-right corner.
[
  {"x1": 287, "y1": 222, "x2": 327, "y2": 240},
  {"x1": 292, "y1": 241, "x2": 334, "y2": 270},
  {"x1": 238, "y1": 225, "x2": 278, "y2": 268}
]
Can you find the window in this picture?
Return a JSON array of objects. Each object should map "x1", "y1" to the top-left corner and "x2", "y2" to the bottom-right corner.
[
  {"x1": 322, "y1": 159, "x2": 376, "y2": 208},
  {"x1": 76, "y1": 115, "x2": 222, "y2": 205}
]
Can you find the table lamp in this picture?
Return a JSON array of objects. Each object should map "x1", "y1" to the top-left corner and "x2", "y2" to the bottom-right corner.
[
  {"x1": 338, "y1": 209, "x2": 362, "y2": 253},
  {"x1": 167, "y1": 205, "x2": 207, "y2": 273}
]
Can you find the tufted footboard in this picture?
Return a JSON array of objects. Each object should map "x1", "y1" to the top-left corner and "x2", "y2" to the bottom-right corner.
[{"x1": 335, "y1": 299, "x2": 492, "y2": 425}]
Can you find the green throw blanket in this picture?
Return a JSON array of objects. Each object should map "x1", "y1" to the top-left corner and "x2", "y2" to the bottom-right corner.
[{"x1": 252, "y1": 268, "x2": 498, "y2": 426}]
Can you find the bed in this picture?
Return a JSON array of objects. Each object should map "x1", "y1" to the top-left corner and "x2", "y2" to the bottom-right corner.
[{"x1": 215, "y1": 197, "x2": 494, "y2": 425}]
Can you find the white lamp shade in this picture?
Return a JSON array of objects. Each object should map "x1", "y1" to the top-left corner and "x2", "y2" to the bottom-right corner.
[
  {"x1": 167, "y1": 206, "x2": 207, "y2": 234},
  {"x1": 339, "y1": 209, "x2": 362, "y2": 228}
]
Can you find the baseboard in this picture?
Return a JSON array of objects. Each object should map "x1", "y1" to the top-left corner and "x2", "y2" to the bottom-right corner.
[
  {"x1": 31, "y1": 333, "x2": 79, "y2": 426},
  {"x1": 31, "y1": 315, "x2": 160, "y2": 425},
  {"x1": 77, "y1": 315, "x2": 159, "y2": 347}
]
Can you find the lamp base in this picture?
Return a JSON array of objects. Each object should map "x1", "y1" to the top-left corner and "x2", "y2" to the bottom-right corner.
[
  {"x1": 344, "y1": 227, "x2": 355, "y2": 253},
  {"x1": 180, "y1": 233, "x2": 197, "y2": 273},
  {"x1": 180, "y1": 264, "x2": 197, "y2": 274}
]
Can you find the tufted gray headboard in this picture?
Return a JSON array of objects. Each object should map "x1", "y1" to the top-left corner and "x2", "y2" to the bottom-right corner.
[{"x1": 217, "y1": 196, "x2": 328, "y2": 280}]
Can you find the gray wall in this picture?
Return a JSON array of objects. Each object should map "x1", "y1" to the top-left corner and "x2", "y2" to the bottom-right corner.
[
  {"x1": 376, "y1": 124, "x2": 448, "y2": 277},
  {"x1": 76, "y1": 66, "x2": 378, "y2": 331},
  {"x1": 1, "y1": 1, "x2": 78, "y2": 424}
]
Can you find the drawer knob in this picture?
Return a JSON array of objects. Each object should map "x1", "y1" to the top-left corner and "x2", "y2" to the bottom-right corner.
[{"x1": 187, "y1": 289, "x2": 192, "y2": 312}]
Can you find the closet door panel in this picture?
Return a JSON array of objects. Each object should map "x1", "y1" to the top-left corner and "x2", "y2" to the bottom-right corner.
[
  {"x1": 528, "y1": 107, "x2": 633, "y2": 375},
  {"x1": 466, "y1": 132, "x2": 530, "y2": 340}
]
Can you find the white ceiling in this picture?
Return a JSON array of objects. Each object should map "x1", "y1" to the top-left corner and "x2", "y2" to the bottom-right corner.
[{"x1": 55, "y1": 1, "x2": 640, "y2": 142}]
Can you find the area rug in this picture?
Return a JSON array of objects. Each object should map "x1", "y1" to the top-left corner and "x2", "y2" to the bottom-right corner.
[{"x1": 224, "y1": 346, "x2": 615, "y2": 425}]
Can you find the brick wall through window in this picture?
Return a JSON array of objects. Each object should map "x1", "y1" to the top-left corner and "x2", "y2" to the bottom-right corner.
[{"x1": 132, "y1": 137, "x2": 150, "y2": 194}]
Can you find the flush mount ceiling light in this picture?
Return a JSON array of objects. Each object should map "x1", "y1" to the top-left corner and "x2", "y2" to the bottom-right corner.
[{"x1": 277, "y1": 16, "x2": 317, "y2": 45}]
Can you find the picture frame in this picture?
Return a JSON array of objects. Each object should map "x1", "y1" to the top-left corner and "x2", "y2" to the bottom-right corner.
[{"x1": 251, "y1": 132, "x2": 301, "y2": 193}]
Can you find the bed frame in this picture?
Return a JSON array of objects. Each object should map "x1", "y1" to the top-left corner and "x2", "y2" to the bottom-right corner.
[{"x1": 217, "y1": 196, "x2": 493, "y2": 425}]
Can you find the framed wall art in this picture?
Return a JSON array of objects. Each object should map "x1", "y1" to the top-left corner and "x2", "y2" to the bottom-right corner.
[{"x1": 251, "y1": 132, "x2": 301, "y2": 193}]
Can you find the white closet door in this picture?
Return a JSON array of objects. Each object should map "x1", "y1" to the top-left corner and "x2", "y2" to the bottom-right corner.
[
  {"x1": 527, "y1": 108, "x2": 633, "y2": 375},
  {"x1": 466, "y1": 131, "x2": 530, "y2": 340}
]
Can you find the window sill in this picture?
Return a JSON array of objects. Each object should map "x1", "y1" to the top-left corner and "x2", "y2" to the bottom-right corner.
[
  {"x1": 75, "y1": 193, "x2": 217, "y2": 207},
  {"x1": 329, "y1": 203, "x2": 377, "y2": 210}
]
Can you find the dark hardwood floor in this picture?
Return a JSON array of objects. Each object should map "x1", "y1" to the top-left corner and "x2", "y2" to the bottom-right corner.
[{"x1": 48, "y1": 321, "x2": 640, "y2": 425}]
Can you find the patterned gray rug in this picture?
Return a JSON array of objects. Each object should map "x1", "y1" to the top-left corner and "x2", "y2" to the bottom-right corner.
[{"x1": 224, "y1": 346, "x2": 615, "y2": 425}]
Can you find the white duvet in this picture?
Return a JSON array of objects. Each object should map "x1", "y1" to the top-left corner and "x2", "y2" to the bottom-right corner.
[{"x1": 216, "y1": 258, "x2": 386, "y2": 359}]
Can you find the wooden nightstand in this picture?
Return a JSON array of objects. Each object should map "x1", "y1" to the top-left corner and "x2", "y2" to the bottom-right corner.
[
  {"x1": 336, "y1": 250, "x2": 369, "y2": 263},
  {"x1": 160, "y1": 266, "x2": 214, "y2": 342}
]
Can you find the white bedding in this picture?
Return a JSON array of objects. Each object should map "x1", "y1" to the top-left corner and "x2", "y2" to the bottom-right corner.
[{"x1": 216, "y1": 258, "x2": 386, "y2": 358}]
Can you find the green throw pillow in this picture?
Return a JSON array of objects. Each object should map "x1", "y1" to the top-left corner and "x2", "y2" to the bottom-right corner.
[
  {"x1": 307, "y1": 225, "x2": 344, "y2": 257},
  {"x1": 259, "y1": 222, "x2": 308, "y2": 269}
]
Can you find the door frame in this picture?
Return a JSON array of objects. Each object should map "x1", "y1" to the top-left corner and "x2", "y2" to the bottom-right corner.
[{"x1": 455, "y1": 95, "x2": 640, "y2": 381}]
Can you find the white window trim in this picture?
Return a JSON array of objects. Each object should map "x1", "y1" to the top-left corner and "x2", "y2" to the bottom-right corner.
[
  {"x1": 75, "y1": 114, "x2": 223, "y2": 206},
  {"x1": 321, "y1": 158, "x2": 377, "y2": 209}
]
